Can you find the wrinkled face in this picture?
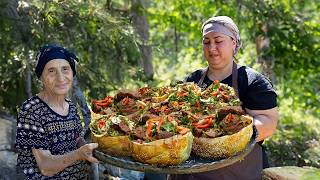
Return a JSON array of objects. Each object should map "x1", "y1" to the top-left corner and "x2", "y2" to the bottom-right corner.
[
  {"x1": 40, "y1": 59, "x2": 73, "y2": 96},
  {"x1": 202, "y1": 32, "x2": 236, "y2": 70}
]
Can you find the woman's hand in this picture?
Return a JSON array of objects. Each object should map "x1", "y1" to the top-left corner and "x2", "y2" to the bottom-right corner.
[
  {"x1": 32, "y1": 143, "x2": 99, "y2": 176},
  {"x1": 77, "y1": 143, "x2": 99, "y2": 163}
]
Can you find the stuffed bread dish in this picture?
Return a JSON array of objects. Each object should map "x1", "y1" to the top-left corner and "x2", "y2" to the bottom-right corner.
[
  {"x1": 90, "y1": 81, "x2": 254, "y2": 164},
  {"x1": 191, "y1": 106, "x2": 253, "y2": 159},
  {"x1": 130, "y1": 117, "x2": 194, "y2": 165},
  {"x1": 90, "y1": 111, "x2": 134, "y2": 157}
]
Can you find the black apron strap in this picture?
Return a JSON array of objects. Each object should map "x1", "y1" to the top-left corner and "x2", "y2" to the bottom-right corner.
[
  {"x1": 232, "y1": 61, "x2": 239, "y2": 98},
  {"x1": 197, "y1": 67, "x2": 208, "y2": 87}
]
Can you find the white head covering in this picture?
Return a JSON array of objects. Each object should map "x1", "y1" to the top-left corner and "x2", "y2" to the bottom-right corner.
[{"x1": 202, "y1": 16, "x2": 242, "y2": 54}]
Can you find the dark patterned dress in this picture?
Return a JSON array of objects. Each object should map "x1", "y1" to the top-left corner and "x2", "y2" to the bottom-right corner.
[{"x1": 15, "y1": 96, "x2": 88, "y2": 180}]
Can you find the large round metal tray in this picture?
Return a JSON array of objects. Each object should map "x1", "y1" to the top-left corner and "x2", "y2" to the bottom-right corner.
[{"x1": 88, "y1": 126, "x2": 257, "y2": 174}]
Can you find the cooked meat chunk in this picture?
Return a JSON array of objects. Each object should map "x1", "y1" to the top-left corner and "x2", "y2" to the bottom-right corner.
[
  {"x1": 114, "y1": 90, "x2": 140, "y2": 102},
  {"x1": 141, "y1": 114, "x2": 159, "y2": 122},
  {"x1": 193, "y1": 128, "x2": 203, "y2": 137},
  {"x1": 157, "y1": 131, "x2": 174, "y2": 139},
  {"x1": 119, "y1": 121, "x2": 131, "y2": 134},
  {"x1": 92, "y1": 104, "x2": 102, "y2": 113},
  {"x1": 119, "y1": 107, "x2": 139, "y2": 115},
  {"x1": 127, "y1": 111, "x2": 140, "y2": 123},
  {"x1": 133, "y1": 126, "x2": 146, "y2": 139},
  {"x1": 217, "y1": 106, "x2": 245, "y2": 120},
  {"x1": 110, "y1": 124, "x2": 121, "y2": 131},
  {"x1": 204, "y1": 129, "x2": 221, "y2": 138}
]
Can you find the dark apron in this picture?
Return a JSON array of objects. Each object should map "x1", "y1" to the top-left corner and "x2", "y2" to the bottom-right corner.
[{"x1": 169, "y1": 62, "x2": 264, "y2": 180}]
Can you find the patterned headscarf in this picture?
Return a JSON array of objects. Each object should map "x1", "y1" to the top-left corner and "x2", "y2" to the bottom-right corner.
[
  {"x1": 202, "y1": 16, "x2": 242, "y2": 54},
  {"x1": 35, "y1": 44, "x2": 78, "y2": 78}
]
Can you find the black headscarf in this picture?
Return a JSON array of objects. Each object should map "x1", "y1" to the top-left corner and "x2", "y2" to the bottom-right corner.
[{"x1": 35, "y1": 44, "x2": 78, "y2": 78}]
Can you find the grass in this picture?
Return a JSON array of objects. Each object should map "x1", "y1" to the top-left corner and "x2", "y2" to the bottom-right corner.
[{"x1": 265, "y1": 98, "x2": 320, "y2": 168}]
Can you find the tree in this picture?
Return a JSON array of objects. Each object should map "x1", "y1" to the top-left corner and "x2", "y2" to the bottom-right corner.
[
  {"x1": 0, "y1": 0, "x2": 143, "y2": 115},
  {"x1": 131, "y1": 0, "x2": 154, "y2": 79}
]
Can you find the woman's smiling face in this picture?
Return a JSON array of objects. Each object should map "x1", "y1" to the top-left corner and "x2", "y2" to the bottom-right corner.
[
  {"x1": 202, "y1": 31, "x2": 236, "y2": 70},
  {"x1": 40, "y1": 59, "x2": 73, "y2": 96}
]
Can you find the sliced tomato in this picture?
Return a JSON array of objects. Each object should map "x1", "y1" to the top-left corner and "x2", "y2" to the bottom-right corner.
[
  {"x1": 157, "y1": 119, "x2": 164, "y2": 133},
  {"x1": 220, "y1": 92, "x2": 230, "y2": 101},
  {"x1": 195, "y1": 117, "x2": 213, "y2": 129},
  {"x1": 94, "y1": 102, "x2": 110, "y2": 108},
  {"x1": 210, "y1": 91, "x2": 219, "y2": 97},
  {"x1": 146, "y1": 121, "x2": 154, "y2": 138},
  {"x1": 121, "y1": 97, "x2": 133, "y2": 105},
  {"x1": 194, "y1": 100, "x2": 201, "y2": 108},
  {"x1": 98, "y1": 119, "x2": 106, "y2": 129}
]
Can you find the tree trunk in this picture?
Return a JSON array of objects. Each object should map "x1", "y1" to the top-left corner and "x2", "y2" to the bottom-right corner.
[
  {"x1": 255, "y1": 23, "x2": 276, "y2": 84},
  {"x1": 71, "y1": 77, "x2": 91, "y2": 132},
  {"x1": 174, "y1": 24, "x2": 179, "y2": 61},
  {"x1": 131, "y1": 0, "x2": 154, "y2": 79},
  {"x1": 24, "y1": 48, "x2": 32, "y2": 98}
]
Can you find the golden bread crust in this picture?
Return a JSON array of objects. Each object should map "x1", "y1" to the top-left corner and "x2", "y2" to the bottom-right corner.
[
  {"x1": 131, "y1": 132, "x2": 194, "y2": 165},
  {"x1": 192, "y1": 115, "x2": 253, "y2": 159},
  {"x1": 91, "y1": 134, "x2": 132, "y2": 157}
]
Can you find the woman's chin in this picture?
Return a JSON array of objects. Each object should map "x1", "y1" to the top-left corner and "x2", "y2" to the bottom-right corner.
[
  {"x1": 53, "y1": 88, "x2": 70, "y2": 96},
  {"x1": 208, "y1": 62, "x2": 223, "y2": 69},
  {"x1": 208, "y1": 60, "x2": 230, "y2": 69}
]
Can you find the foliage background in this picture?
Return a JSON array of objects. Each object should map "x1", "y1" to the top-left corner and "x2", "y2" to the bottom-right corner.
[{"x1": 0, "y1": 0, "x2": 319, "y2": 168}]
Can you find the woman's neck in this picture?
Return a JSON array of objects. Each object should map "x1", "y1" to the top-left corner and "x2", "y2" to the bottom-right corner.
[
  {"x1": 38, "y1": 91, "x2": 68, "y2": 115},
  {"x1": 207, "y1": 60, "x2": 234, "y2": 81}
]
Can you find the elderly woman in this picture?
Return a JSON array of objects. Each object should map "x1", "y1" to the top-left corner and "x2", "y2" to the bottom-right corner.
[
  {"x1": 15, "y1": 45, "x2": 98, "y2": 179},
  {"x1": 169, "y1": 16, "x2": 279, "y2": 180}
]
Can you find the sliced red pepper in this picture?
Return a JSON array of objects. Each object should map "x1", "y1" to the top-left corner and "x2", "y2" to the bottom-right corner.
[
  {"x1": 93, "y1": 96, "x2": 113, "y2": 103},
  {"x1": 94, "y1": 102, "x2": 111, "y2": 108},
  {"x1": 157, "y1": 119, "x2": 164, "y2": 133},
  {"x1": 98, "y1": 119, "x2": 106, "y2": 129},
  {"x1": 121, "y1": 97, "x2": 133, "y2": 105},
  {"x1": 195, "y1": 117, "x2": 213, "y2": 129},
  {"x1": 196, "y1": 123, "x2": 211, "y2": 129},
  {"x1": 220, "y1": 92, "x2": 230, "y2": 101},
  {"x1": 146, "y1": 121, "x2": 154, "y2": 138},
  {"x1": 104, "y1": 96, "x2": 113, "y2": 101},
  {"x1": 210, "y1": 91, "x2": 219, "y2": 97},
  {"x1": 228, "y1": 113, "x2": 234, "y2": 121},
  {"x1": 192, "y1": 122, "x2": 198, "y2": 126},
  {"x1": 92, "y1": 99, "x2": 105, "y2": 103},
  {"x1": 194, "y1": 101, "x2": 201, "y2": 108},
  {"x1": 138, "y1": 87, "x2": 150, "y2": 96}
]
